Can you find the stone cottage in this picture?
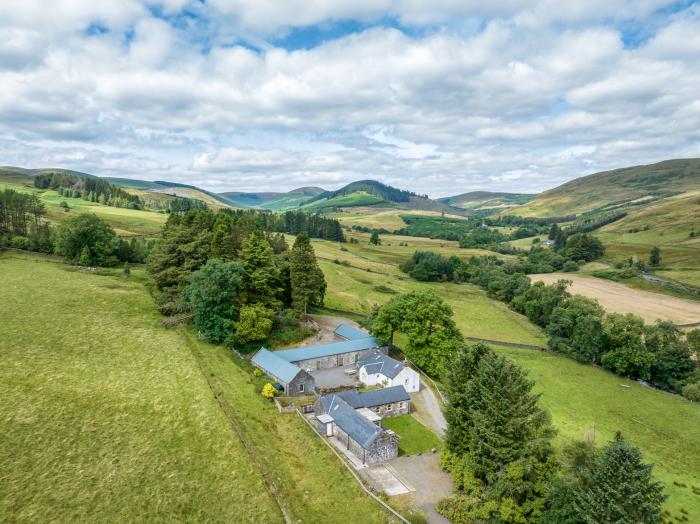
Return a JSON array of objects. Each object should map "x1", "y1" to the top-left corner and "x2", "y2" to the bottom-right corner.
[{"x1": 251, "y1": 348, "x2": 315, "y2": 396}]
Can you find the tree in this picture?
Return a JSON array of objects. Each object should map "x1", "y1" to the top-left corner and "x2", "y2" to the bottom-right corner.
[
  {"x1": 234, "y1": 304, "x2": 274, "y2": 345},
  {"x1": 564, "y1": 234, "x2": 605, "y2": 262},
  {"x1": 183, "y1": 259, "x2": 245, "y2": 344},
  {"x1": 289, "y1": 233, "x2": 325, "y2": 318},
  {"x1": 548, "y1": 223, "x2": 561, "y2": 240},
  {"x1": 441, "y1": 345, "x2": 556, "y2": 523},
  {"x1": 601, "y1": 313, "x2": 654, "y2": 380},
  {"x1": 261, "y1": 383, "x2": 278, "y2": 399},
  {"x1": 547, "y1": 295, "x2": 606, "y2": 364},
  {"x1": 369, "y1": 231, "x2": 381, "y2": 245},
  {"x1": 372, "y1": 290, "x2": 463, "y2": 375},
  {"x1": 240, "y1": 231, "x2": 280, "y2": 307},
  {"x1": 646, "y1": 321, "x2": 694, "y2": 390},
  {"x1": 573, "y1": 433, "x2": 665, "y2": 523},
  {"x1": 210, "y1": 213, "x2": 238, "y2": 260},
  {"x1": 648, "y1": 246, "x2": 661, "y2": 267},
  {"x1": 54, "y1": 213, "x2": 117, "y2": 266}
]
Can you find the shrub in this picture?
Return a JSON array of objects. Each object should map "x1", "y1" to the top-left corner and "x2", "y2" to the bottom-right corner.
[
  {"x1": 10, "y1": 236, "x2": 30, "y2": 250},
  {"x1": 562, "y1": 260, "x2": 579, "y2": 272},
  {"x1": 252, "y1": 368, "x2": 263, "y2": 378},
  {"x1": 261, "y1": 383, "x2": 278, "y2": 399},
  {"x1": 682, "y1": 382, "x2": 700, "y2": 402}
]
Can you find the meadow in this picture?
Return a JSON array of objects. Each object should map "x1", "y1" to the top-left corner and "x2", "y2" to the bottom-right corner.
[
  {"x1": 382, "y1": 415, "x2": 443, "y2": 456},
  {"x1": 497, "y1": 344, "x2": 700, "y2": 520},
  {"x1": 0, "y1": 176, "x2": 167, "y2": 237},
  {"x1": 0, "y1": 252, "x2": 390, "y2": 523}
]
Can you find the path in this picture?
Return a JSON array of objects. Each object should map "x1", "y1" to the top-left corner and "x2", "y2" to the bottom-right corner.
[
  {"x1": 530, "y1": 273, "x2": 700, "y2": 325},
  {"x1": 389, "y1": 454, "x2": 452, "y2": 524},
  {"x1": 411, "y1": 381, "x2": 447, "y2": 437}
]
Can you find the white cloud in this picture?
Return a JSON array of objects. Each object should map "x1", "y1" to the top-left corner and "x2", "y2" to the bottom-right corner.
[{"x1": 0, "y1": 1, "x2": 698, "y2": 195}]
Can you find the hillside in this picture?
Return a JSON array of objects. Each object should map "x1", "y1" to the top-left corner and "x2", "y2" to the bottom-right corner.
[
  {"x1": 440, "y1": 191, "x2": 535, "y2": 212},
  {"x1": 220, "y1": 187, "x2": 324, "y2": 210},
  {"x1": 508, "y1": 158, "x2": 700, "y2": 217},
  {"x1": 300, "y1": 180, "x2": 466, "y2": 215}
]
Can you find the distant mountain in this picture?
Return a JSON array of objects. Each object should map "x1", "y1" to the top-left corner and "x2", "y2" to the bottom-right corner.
[
  {"x1": 506, "y1": 158, "x2": 700, "y2": 217},
  {"x1": 299, "y1": 179, "x2": 467, "y2": 215},
  {"x1": 440, "y1": 191, "x2": 536, "y2": 212},
  {"x1": 219, "y1": 186, "x2": 325, "y2": 210},
  {"x1": 1, "y1": 166, "x2": 97, "y2": 179}
]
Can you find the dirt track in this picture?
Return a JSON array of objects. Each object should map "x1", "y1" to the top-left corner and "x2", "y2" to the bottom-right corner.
[{"x1": 529, "y1": 273, "x2": 700, "y2": 325}]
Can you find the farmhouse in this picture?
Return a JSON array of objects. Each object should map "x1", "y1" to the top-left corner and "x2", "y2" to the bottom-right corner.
[
  {"x1": 251, "y1": 348, "x2": 315, "y2": 396},
  {"x1": 315, "y1": 385, "x2": 411, "y2": 418},
  {"x1": 358, "y1": 349, "x2": 420, "y2": 393},
  {"x1": 314, "y1": 394, "x2": 399, "y2": 465}
]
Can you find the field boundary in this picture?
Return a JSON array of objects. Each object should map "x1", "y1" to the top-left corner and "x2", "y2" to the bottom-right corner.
[
  {"x1": 181, "y1": 330, "x2": 292, "y2": 524},
  {"x1": 465, "y1": 337, "x2": 548, "y2": 351},
  {"x1": 294, "y1": 407, "x2": 409, "y2": 524}
]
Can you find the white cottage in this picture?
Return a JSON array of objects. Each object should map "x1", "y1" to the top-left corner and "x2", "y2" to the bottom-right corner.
[{"x1": 357, "y1": 349, "x2": 420, "y2": 393}]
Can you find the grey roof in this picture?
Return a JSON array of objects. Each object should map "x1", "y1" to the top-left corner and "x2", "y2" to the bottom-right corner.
[
  {"x1": 358, "y1": 349, "x2": 406, "y2": 379},
  {"x1": 324, "y1": 395, "x2": 383, "y2": 449},
  {"x1": 274, "y1": 337, "x2": 379, "y2": 363},
  {"x1": 251, "y1": 348, "x2": 301, "y2": 384},
  {"x1": 334, "y1": 385, "x2": 410, "y2": 409},
  {"x1": 334, "y1": 325, "x2": 372, "y2": 341}
]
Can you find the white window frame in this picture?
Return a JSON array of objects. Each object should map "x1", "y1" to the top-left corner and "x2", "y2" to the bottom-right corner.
[{"x1": 299, "y1": 383, "x2": 304, "y2": 393}]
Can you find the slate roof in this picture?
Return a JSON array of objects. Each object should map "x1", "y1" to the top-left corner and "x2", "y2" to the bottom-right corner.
[
  {"x1": 334, "y1": 324, "x2": 372, "y2": 341},
  {"x1": 358, "y1": 349, "x2": 406, "y2": 379},
  {"x1": 333, "y1": 385, "x2": 410, "y2": 409},
  {"x1": 251, "y1": 348, "x2": 301, "y2": 384},
  {"x1": 323, "y1": 395, "x2": 383, "y2": 449},
  {"x1": 273, "y1": 337, "x2": 379, "y2": 363}
]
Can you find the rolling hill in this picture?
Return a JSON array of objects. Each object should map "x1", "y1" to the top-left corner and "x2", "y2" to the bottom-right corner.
[
  {"x1": 440, "y1": 191, "x2": 536, "y2": 213},
  {"x1": 219, "y1": 186, "x2": 325, "y2": 210},
  {"x1": 507, "y1": 158, "x2": 700, "y2": 217}
]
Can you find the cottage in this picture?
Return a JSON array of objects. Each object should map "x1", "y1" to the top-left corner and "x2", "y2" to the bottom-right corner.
[
  {"x1": 251, "y1": 348, "x2": 315, "y2": 396},
  {"x1": 314, "y1": 394, "x2": 398, "y2": 464},
  {"x1": 316, "y1": 385, "x2": 411, "y2": 418},
  {"x1": 357, "y1": 349, "x2": 420, "y2": 393},
  {"x1": 273, "y1": 336, "x2": 383, "y2": 371}
]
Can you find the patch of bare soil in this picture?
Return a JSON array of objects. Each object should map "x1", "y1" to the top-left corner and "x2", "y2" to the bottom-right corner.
[{"x1": 530, "y1": 273, "x2": 700, "y2": 324}]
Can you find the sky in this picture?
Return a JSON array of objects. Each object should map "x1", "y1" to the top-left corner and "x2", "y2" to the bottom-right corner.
[{"x1": 1, "y1": 1, "x2": 699, "y2": 197}]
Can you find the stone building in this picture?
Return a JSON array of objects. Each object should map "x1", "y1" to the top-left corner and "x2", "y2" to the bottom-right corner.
[
  {"x1": 314, "y1": 394, "x2": 399, "y2": 465},
  {"x1": 251, "y1": 348, "x2": 315, "y2": 396},
  {"x1": 315, "y1": 385, "x2": 411, "y2": 418},
  {"x1": 273, "y1": 336, "x2": 384, "y2": 371}
]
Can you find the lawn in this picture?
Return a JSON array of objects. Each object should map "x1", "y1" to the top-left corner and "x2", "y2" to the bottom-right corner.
[
  {"x1": 495, "y1": 344, "x2": 700, "y2": 521},
  {"x1": 0, "y1": 252, "x2": 391, "y2": 523},
  {"x1": 382, "y1": 415, "x2": 443, "y2": 456}
]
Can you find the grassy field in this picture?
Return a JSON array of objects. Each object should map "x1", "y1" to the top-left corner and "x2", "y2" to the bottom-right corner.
[
  {"x1": 328, "y1": 207, "x2": 469, "y2": 232},
  {"x1": 382, "y1": 415, "x2": 443, "y2": 456},
  {"x1": 0, "y1": 175, "x2": 167, "y2": 237},
  {"x1": 311, "y1": 237, "x2": 546, "y2": 346},
  {"x1": 0, "y1": 252, "x2": 390, "y2": 523},
  {"x1": 495, "y1": 344, "x2": 700, "y2": 521}
]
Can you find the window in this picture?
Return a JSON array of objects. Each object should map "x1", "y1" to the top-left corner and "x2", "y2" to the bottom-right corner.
[
  {"x1": 399, "y1": 402, "x2": 405, "y2": 409},
  {"x1": 404, "y1": 377, "x2": 409, "y2": 384},
  {"x1": 387, "y1": 404, "x2": 392, "y2": 411},
  {"x1": 299, "y1": 383, "x2": 304, "y2": 393}
]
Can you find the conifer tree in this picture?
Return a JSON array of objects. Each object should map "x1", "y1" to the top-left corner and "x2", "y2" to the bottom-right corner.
[
  {"x1": 210, "y1": 213, "x2": 237, "y2": 260},
  {"x1": 289, "y1": 233, "x2": 325, "y2": 318},
  {"x1": 574, "y1": 432, "x2": 665, "y2": 524},
  {"x1": 240, "y1": 231, "x2": 280, "y2": 306}
]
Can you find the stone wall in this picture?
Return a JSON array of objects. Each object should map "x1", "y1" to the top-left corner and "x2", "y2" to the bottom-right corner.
[
  {"x1": 294, "y1": 347, "x2": 380, "y2": 371},
  {"x1": 287, "y1": 369, "x2": 316, "y2": 396},
  {"x1": 333, "y1": 426, "x2": 398, "y2": 465},
  {"x1": 370, "y1": 400, "x2": 410, "y2": 418}
]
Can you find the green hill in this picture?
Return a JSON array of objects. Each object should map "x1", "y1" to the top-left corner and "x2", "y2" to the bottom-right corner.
[
  {"x1": 219, "y1": 187, "x2": 324, "y2": 210},
  {"x1": 300, "y1": 180, "x2": 466, "y2": 215},
  {"x1": 440, "y1": 191, "x2": 536, "y2": 213},
  {"x1": 508, "y1": 158, "x2": 700, "y2": 217}
]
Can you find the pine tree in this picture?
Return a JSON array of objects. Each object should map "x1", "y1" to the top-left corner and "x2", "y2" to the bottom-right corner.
[
  {"x1": 240, "y1": 231, "x2": 280, "y2": 306},
  {"x1": 210, "y1": 214, "x2": 238, "y2": 260},
  {"x1": 649, "y1": 246, "x2": 661, "y2": 266},
  {"x1": 574, "y1": 432, "x2": 665, "y2": 524},
  {"x1": 289, "y1": 233, "x2": 325, "y2": 318}
]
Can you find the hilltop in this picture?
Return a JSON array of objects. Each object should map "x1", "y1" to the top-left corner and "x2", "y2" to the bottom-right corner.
[
  {"x1": 219, "y1": 186, "x2": 325, "y2": 210},
  {"x1": 507, "y1": 158, "x2": 700, "y2": 217},
  {"x1": 440, "y1": 191, "x2": 535, "y2": 213}
]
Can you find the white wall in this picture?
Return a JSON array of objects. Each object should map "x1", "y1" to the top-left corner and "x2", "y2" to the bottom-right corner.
[{"x1": 390, "y1": 367, "x2": 420, "y2": 392}]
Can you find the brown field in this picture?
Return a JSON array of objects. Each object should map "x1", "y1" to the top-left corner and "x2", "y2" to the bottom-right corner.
[{"x1": 530, "y1": 273, "x2": 700, "y2": 325}]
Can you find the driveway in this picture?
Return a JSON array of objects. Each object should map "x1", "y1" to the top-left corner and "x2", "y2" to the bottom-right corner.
[
  {"x1": 411, "y1": 381, "x2": 447, "y2": 437},
  {"x1": 310, "y1": 366, "x2": 359, "y2": 388},
  {"x1": 389, "y1": 454, "x2": 453, "y2": 524}
]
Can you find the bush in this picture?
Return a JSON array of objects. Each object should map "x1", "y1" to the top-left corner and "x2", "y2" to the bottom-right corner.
[
  {"x1": 261, "y1": 383, "x2": 278, "y2": 399},
  {"x1": 252, "y1": 368, "x2": 263, "y2": 378},
  {"x1": 562, "y1": 260, "x2": 579, "y2": 272},
  {"x1": 10, "y1": 236, "x2": 30, "y2": 250},
  {"x1": 682, "y1": 382, "x2": 700, "y2": 402}
]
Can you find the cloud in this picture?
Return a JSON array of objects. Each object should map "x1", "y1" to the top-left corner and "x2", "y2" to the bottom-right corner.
[{"x1": 0, "y1": 1, "x2": 698, "y2": 195}]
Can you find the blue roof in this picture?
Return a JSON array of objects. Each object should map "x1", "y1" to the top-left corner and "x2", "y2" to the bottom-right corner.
[
  {"x1": 324, "y1": 395, "x2": 383, "y2": 448},
  {"x1": 251, "y1": 348, "x2": 301, "y2": 384},
  {"x1": 358, "y1": 349, "x2": 405, "y2": 379},
  {"x1": 274, "y1": 337, "x2": 379, "y2": 363},
  {"x1": 334, "y1": 324, "x2": 372, "y2": 341},
  {"x1": 334, "y1": 386, "x2": 410, "y2": 409}
]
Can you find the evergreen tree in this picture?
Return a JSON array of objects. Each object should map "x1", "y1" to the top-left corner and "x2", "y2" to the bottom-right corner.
[
  {"x1": 210, "y1": 213, "x2": 238, "y2": 260},
  {"x1": 548, "y1": 223, "x2": 561, "y2": 241},
  {"x1": 240, "y1": 231, "x2": 280, "y2": 307},
  {"x1": 370, "y1": 231, "x2": 381, "y2": 245},
  {"x1": 289, "y1": 233, "x2": 325, "y2": 318},
  {"x1": 574, "y1": 432, "x2": 665, "y2": 524},
  {"x1": 441, "y1": 345, "x2": 556, "y2": 523},
  {"x1": 649, "y1": 246, "x2": 661, "y2": 266}
]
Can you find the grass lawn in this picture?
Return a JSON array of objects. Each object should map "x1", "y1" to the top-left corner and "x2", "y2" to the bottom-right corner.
[
  {"x1": 495, "y1": 344, "x2": 700, "y2": 521},
  {"x1": 382, "y1": 415, "x2": 443, "y2": 456},
  {"x1": 0, "y1": 252, "x2": 391, "y2": 523}
]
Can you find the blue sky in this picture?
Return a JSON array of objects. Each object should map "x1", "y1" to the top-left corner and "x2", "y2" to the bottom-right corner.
[{"x1": 0, "y1": 0, "x2": 698, "y2": 195}]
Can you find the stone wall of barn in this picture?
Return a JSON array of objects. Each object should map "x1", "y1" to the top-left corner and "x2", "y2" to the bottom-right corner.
[
  {"x1": 293, "y1": 346, "x2": 385, "y2": 371},
  {"x1": 333, "y1": 426, "x2": 399, "y2": 464},
  {"x1": 370, "y1": 400, "x2": 410, "y2": 418},
  {"x1": 287, "y1": 369, "x2": 316, "y2": 396}
]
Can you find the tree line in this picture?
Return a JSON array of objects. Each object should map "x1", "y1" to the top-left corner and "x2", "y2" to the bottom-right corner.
[
  {"x1": 367, "y1": 291, "x2": 668, "y2": 523},
  {"x1": 146, "y1": 208, "x2": 326, "y2": 349},
  {"x1": 34, "y1": 172, "x2": 143, "y2": 210}
]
